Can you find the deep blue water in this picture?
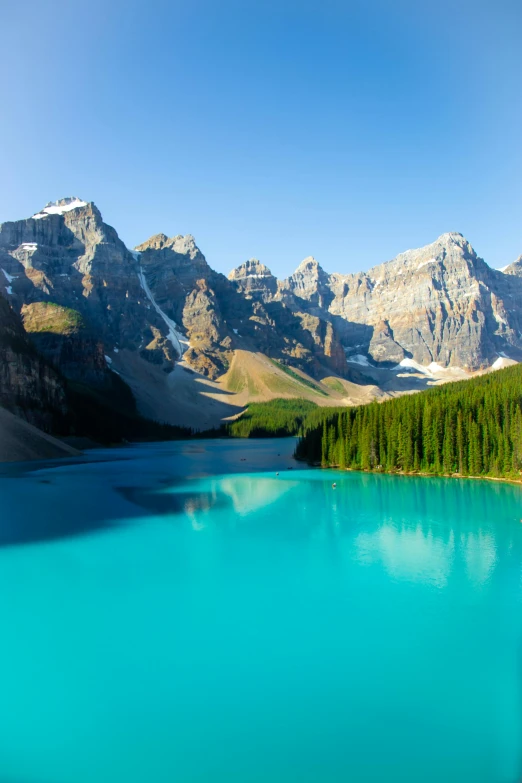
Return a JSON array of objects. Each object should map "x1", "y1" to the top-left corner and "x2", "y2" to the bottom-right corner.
[{"x1": 1, "y1": 438, "x2": 522, "y2": 782}]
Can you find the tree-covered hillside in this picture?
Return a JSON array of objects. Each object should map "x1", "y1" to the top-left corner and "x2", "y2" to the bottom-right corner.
[
  {"x1": 225, "y1": 398, "x2": 318, "y2": 437},
  {"x1": 295, "y1": 365, "x2": 522, "y2": 479}
]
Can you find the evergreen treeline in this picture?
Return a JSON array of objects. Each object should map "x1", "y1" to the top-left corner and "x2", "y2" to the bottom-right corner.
[
  {"x1": 65, "y1": 379, "x2": 192, "y2": 444},
  {"x1": 295, "y1": 364, "x2": 522, "y2": 479},
  {"x1": 225, "y1": 398, "x2": 318, "y2": 438}
]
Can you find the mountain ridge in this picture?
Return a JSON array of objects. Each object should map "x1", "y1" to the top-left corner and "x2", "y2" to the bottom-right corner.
[{"x1": 1, "y1": 196, "x2": 521, "y2": 431}]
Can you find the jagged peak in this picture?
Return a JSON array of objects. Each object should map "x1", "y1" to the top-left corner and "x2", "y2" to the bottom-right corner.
[
  {"x1": 135, "y1": 233, "x2": 170, "y2": 251},
  {"x1": 32, "y1": 197, "x2": 89, "y2": 220},
  {"x1": 436, "y1": 231, "x2": 465, "y2": 243},
  {"x1": 499, "y1": 254, "x2": 522, "y2": 275},
  {"x1": 45, "y1": 197, "x2": 86, "y2": 209},
  {"x1": 292, "y1": 256, "x2": 325, "y2": 275},
  {"x1": 135, "y1": 233, "x2": 202, "y2": 259},
  {"x1": 369, "y1": 232, "x2": 478, "y2": 278},
  {"x1": 228, "y1": 258, "x2": 274, "y2": 280}
]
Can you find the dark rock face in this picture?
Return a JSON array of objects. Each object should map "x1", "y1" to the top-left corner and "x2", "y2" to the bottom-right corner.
[
  {"x1": 0, "y1": 294, "x2": 67, "y2": 430},
  {"x1": 367, "y1": 321, "x2": 405, "y2": 365},
  {"x1": 21, "y1": 302, "x2": 114, "y2": 390}
]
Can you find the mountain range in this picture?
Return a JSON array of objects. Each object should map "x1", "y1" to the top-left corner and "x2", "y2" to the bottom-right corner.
[{"x1": 1, "y1": 196, "x2": 521, "y2": 436}]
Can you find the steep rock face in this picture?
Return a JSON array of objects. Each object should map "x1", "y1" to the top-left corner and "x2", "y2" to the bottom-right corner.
[
  {"x1": 21, "y1": 301, "x2": 114, "y2": 389},
  {"x1": 0, "y1": 294, "x2": 67, "y2": 430},
  {"x1": 138, "y1": 237, "x2": 347, "y2": 380},
  {"x1": 0, "y1": 199, "x2": 173, "y2": 366},
  {"x1": 502, "y1": 255, "x2": 522, "y2": 278},
  {"x1": 283, "y1": 233, "x2": 522, "y2": 370},
  {"x1": 228, "y1": 259, "x2": 278, "y2": 301},
  {"x1": 135, "y1": 233, "x2": 212, "y2": 325},
  {"x1": 227, "y1": 259, "x2": 348, "y2": 379},
  {"x1": 136, "y1": 233, "x2": 238, "y2": 378},
  {"x1": 182, "y1": 279, "x2": 233, "y2": 377},
  {"x1": 368, "y1": 320, "x2": 405, "y2": 365},
  {"x1": 282, "y1": 257, "x2": 333, "y2": 311}
]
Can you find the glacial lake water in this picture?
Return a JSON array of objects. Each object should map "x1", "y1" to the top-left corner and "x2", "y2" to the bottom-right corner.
[{"x1": 1, "y1": 438, "x2": 522, "y2": 782}]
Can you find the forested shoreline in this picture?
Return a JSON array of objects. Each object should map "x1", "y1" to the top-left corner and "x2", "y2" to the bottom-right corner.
[
  {"x1": 223, "y1": 399, "x2": 317, "y2": 437},
  {"x1": 295, "y1": 365, "x2": 522, "y2": 480}
]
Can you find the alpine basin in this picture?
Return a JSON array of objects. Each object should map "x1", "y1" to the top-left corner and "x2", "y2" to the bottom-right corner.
[{"x1": 0, "y1": 438, "x2": 521, "y2": 783}]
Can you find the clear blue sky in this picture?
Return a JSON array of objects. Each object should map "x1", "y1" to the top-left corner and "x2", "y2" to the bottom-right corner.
[{"x1": 2, "y1": 0, "x2": 521, "y2": 277}]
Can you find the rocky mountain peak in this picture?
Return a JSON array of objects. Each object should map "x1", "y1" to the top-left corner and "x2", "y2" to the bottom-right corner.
[
  {"x1": 294, "y1": 256, "x2": 324, "y2": 274},
  {"x1": 135, "y1": 233, "x2": 170, "y2": 251},
  {"x1": 282, "y1": 256, "x2": 332, "y2": 309},
  {"x1": 438, "y1": 231, "x2": 464, "y2": 242},
  {"x1": 228, "y1": 258, "x2": 277, "y2": 301},
  {"x1": 32, "y1": 197, "x2": 89, "y2": 220},
  {"x1": 228, "y1": 258, "x2": 274, "y2": 280},
  {"x1": 432, "y1": 231, "x2": 476, "y2": 258},
  {"x1": 367, "y1": 232, "x2": 479, "y2": 282},
  {"x1": 135, "y1": 233, "x2": 202, "y2": 262},
  {"x1": 502, "y1": 254, "x2": 522, "y2": 278}
]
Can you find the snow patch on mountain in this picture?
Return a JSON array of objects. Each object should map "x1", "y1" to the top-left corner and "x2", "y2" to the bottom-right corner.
[
  {"x1": 32, "y1": 198, "x2": 87, "y2": 219},
  {"x1": 138, "y1": 266, "x2": 188, "y2": 358},
  {"x1": 491, "y1": 355, "x2": 516, "y2": 370},
  {"x1": 346, "y1": 353, "x2": 373, "y2": 367}
]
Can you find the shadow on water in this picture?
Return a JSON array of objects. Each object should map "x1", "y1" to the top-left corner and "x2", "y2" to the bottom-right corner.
[
  {"x1": 0, "y1": 479, "x2": 235, "y2": 547},
  {"x1": 0, "y1": 510, "x2": 120, "y2": 548},
  {"x1": 115, "y1": 485, "x2": 231, "y2": 517}
]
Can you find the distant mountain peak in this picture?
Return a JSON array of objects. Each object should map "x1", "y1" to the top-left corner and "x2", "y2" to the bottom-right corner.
[
  {"x1": 296, "y1": 256, "x2": 322, "y2": 270},
  {"x1": 32, "y1": 197, "x2": 88, "y2": 220},
  {"x1": 135, "y1": 233, "x2": 202, "y2": 260},
  {"x1": 375, "y1": 232, "x2": 478, "y2": 276},
  {"x1": 437, "y1": 231, "x2": 464, "y2": 242},
  {"x1": 500, "y1": 254, "x2": 522, "y2": 277},
  {"x1": 228, "y1": 259, "x2": 274, "y2": 280},
  {"x1": 289, "y1": 256, "x2": 328, "y2": 281}
]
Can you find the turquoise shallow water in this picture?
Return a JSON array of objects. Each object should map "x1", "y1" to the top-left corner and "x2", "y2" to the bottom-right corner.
[{"x1": 1, "y1": 438, "x2": 522, "y2": 782}]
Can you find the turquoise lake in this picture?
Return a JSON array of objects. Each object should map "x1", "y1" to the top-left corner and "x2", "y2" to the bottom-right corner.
[{"x1": 1, "y1": 438, "x2": 522, "y2": 782}]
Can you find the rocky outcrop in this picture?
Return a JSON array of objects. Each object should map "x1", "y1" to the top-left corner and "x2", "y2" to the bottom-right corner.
[
  {"x1": 21, "y1": 301, "x2": 115, "y2": 390},
  {"x1": 226, "y1": 259, "x2": 348, "y2": 379},
  {"x1": 136, "y1": 233, "x2": 237, "y2": 377},
  {"x1": 136, "y1": 237, "x2": 347, "y2": 381},
  {"x1": 228, "y1": 259, "x2": 278, "y2": 301},
  {"x1": 502, "y1": 255, "x2": 522, "y2": 278},
  {"x1": 282, "y1": 233, "x2": 522, "y2": 370},
  {"x1": 0, "y1": 294, "x2": 67, "y2": 430},
  {"x1": 282, "y1": 257, "x2": 333, "y2": 311},
  {"x1": 0, "y1": 198, "x2": 174, "y2": 366},
  {"x1": 367, "y1": 320, "x2": 405, "y2": 365}
]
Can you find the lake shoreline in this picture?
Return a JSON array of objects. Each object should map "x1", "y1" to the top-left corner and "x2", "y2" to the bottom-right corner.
[{"x1": 302, "y1": 460, "x2": 522, "y2": 487}]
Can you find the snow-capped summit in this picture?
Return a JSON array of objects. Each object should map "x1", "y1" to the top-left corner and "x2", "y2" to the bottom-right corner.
[{"x1": 32, "y1": 197, "x2": 88, "y2": 220}]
